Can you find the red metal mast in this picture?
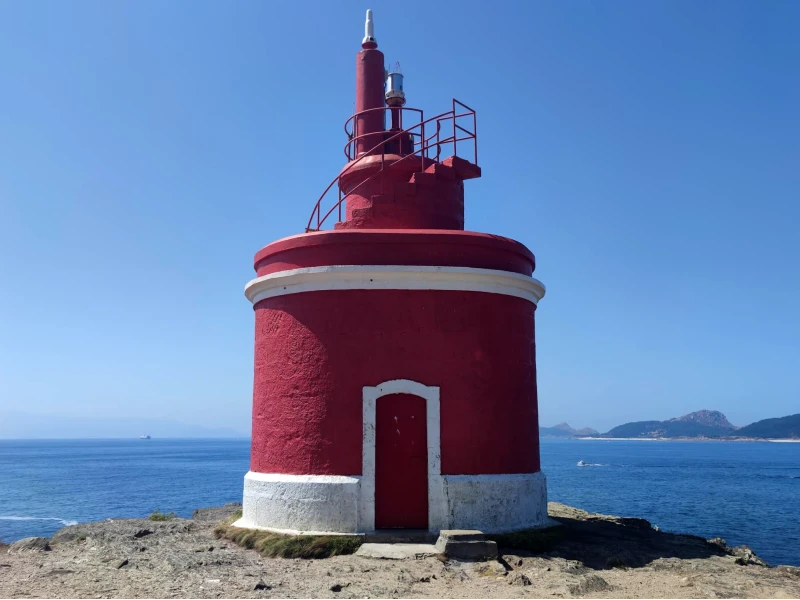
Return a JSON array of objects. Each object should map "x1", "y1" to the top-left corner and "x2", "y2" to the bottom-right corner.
[{"x1": 353, "y1": 10, "x2": 385, "y2": 157}]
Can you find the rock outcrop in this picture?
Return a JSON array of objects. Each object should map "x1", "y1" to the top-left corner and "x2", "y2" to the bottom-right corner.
[
  {"x1": 6, "y1": 537, "x2": 51, "y2": 553},
  {"x1": 0, "y1": 503, "x2": 798, "y2": 599}
]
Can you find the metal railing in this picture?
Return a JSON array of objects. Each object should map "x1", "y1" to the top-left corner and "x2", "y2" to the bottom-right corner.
[{"x1": 306, "y1": 99, "x2": 477, "y2": 232}]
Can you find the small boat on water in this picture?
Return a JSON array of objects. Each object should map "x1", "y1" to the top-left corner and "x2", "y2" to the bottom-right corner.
[
  {"x1": 140, "y1": 434, "x2": 151, "y2": 440},
  {"x1": 577, "y1": 460, "x2": 587, "y2": 466}
]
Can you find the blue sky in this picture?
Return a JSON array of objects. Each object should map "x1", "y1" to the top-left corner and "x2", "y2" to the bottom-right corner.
[{"x1": 1, "y1": 0, "x2": 798, "y2": 435}]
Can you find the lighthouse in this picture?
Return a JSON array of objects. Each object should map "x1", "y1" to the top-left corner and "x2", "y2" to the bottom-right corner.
[{"x1": 236, "y1": 11, "x2": 548, "y2": 535}]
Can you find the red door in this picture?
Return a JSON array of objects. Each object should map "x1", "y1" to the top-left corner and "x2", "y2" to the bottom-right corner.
[{"x1": 375, "y1": 393, "x2": 428, "y2": 529}]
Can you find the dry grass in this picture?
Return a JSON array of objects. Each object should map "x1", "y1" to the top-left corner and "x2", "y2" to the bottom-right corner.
[
  {"x1": 214, "y1": 513, "x2": 361, "y2": 559},
  {"x1": 148, "y1": 510, "x2": 178, "y2": 522},
  {"x1": 227, "y1": 508, "x2": 243, "y2": 522}
]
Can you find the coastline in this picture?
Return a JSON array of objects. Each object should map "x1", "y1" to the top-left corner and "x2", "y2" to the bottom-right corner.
[
  {"x1": 571, "y1": 436, "x2": 800, "y2": 443},
  {"x1": 2, "y1": 503, "x2": 799, "y2": 599}
]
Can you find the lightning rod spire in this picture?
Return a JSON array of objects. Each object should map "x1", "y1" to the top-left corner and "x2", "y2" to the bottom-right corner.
[{"x1": 362, "y1": 9, "x2": 377, "y2": 48}]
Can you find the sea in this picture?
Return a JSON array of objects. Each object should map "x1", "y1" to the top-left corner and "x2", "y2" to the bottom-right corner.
[{"x1": 1, "y1": 438, "x2": 798, "y2": 566}]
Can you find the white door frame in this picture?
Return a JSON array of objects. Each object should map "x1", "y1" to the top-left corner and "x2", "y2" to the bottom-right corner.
[{"x1": 361, "y1": 379, "x2": 447, "y2": 532}]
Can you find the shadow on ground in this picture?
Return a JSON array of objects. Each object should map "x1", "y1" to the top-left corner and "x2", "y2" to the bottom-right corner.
[{"x1": 494, "y1": 502, "x2": 736, "y2": 570}]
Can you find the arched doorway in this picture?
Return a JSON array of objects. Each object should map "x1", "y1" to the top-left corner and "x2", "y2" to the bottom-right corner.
[
  {"x1": 375, "y1": 393, "x2": 428, "y2": 529},
  {"x1": 361, "y1": 379, "x2": 445, "y2": 532}
]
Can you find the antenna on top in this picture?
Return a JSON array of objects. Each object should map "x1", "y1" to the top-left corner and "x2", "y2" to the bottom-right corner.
[{"x1": 362, "y1": 9, "x2": 377, "y2": 48}]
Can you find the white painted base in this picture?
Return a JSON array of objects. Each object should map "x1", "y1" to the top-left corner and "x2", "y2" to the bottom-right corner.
[
  {"x1": 237, "y1": 470, "x2": 550, "y2": 535},
  {"x1": 441, "y1": 471, "x2": 550, "y2": 532},
  {"x1": 236, "y1": 472, "x2": 362, "y2": 534}
]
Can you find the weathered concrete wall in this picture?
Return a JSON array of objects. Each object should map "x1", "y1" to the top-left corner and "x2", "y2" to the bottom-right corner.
[
  {"x1": 238, "y1": 472, "x2": 361, "y2": 534},
  {"x1": 443, "y1": 472, "x2": 549, "y2": 532}
]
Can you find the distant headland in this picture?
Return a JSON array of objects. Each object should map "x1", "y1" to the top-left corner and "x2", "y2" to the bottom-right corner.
[{"x1": 541, "y1": 410, "x2": 800, "y2": 441}]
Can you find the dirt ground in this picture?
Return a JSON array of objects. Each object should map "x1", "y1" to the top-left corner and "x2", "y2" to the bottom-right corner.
[{"x1": 2, "y1": 504, "x2": 799, "y2": 599}]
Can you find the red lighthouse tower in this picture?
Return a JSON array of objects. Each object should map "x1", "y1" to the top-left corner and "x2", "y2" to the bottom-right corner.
[{"x1": 236, "y1": 11, "x2": 548, "y2": 534}]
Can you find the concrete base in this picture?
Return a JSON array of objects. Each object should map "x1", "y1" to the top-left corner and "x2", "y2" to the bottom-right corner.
[
  {"x1": 365, "y1": 530, "x2": 437, "y2": 544},
  {"x1": 435, "y1": 530, "x2": 498, "y2": 560},
  {"x1": 442, "y1": 472, "x2": 549, "y2": 532},
  {"x1": 355, "y1": 543, "x2": 439, "y2": 560},
  {"x1": 237, "y1": 472, "x2": 361, "y2": 534},
  {"x1": 238, "y1": 470, "x2": 550, "y2": 534}
]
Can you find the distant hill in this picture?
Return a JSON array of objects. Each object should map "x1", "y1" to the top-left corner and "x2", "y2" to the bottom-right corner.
[
  {"x1": 735, "y1": 414, "x2": 800, "y2": 439},
  {"x1": 669, "y1": 409, "x2": 736, "y2": 430},
  {"x1": 549, "y1": 409, "x2": 799, "y2": 440},
  {"x1": 604, "y1": 410, "x2": 737, "y2": 439},
  {"x1": 540, "y1": 422, "x2": 599, "y2": 438}
]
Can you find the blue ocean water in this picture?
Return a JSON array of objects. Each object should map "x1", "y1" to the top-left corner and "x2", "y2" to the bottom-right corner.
[
  {"x1": 0, "y1": 438, "x2": 798, "y2": 566},
  {"x1": 0, "y1": 439, "x2": 249, "y2": 543}
]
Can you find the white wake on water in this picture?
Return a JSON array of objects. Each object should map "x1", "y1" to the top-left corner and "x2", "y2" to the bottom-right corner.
[{"x1": 0, "y1": 516, "x2": 78, "y2": 526}]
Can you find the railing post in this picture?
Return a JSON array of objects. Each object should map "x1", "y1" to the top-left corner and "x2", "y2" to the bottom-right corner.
[
  {"x1": 439, "y1": 120, "x2": 443, "y2": 163},
  {"x1": 420, "y1": 119, "x2": 425, "y2": 172},
  {"x1": 452, "y1": 100, "x2": 457, "y2": 159},
  {"x1": 473, "y1": 108, "x2": 477, "y2": 165},
  {"x1": 353, "y1": 117, "x2": 358, "y2": 159}
]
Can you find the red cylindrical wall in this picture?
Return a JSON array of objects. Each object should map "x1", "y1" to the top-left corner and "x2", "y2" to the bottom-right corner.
[{"x1": 250, "y1": 288, "x2": 540, "y2": 476}]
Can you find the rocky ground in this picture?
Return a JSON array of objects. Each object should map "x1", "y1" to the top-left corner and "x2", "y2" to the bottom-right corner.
[{"x1": 2, "y1": 503, "x2": 799, "y2": 599}]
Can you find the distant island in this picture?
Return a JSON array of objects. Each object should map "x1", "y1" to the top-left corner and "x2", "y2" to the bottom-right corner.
[
  {"x1": 539, "y1": 423, "x2": 599, "y2": 438},
  {"x1": 540, "y1": 410, "x2": 800, "y2": 440}
]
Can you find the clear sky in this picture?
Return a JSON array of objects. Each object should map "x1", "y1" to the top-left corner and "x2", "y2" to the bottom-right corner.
[{"x1": 1, "y1": 0, "x2": 798, "y2": 435}]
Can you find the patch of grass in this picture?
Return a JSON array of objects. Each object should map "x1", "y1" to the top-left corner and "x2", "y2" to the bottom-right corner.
[
  {"x1": 214, "y1": 522, "x2": 361, "y2": 559},
  {"x1": 489, "y1": 525, "x2": 566, "y2": 554},
  {"x1": 214, "y1": 509, "x2": 242, "y2": 528},
  {"x1": 148, "y1": 510, "x2": 178, "y2": 522}
]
